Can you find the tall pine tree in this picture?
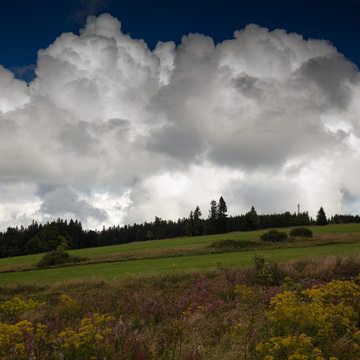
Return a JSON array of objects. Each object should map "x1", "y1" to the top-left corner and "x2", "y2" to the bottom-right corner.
[
  {"x1": 217, "y1": 196, "x2": 228, "y2": 233},
  {"x1": 208, "y1": 200, "x2": 218, "y2": 234},
  {"x1": 316, "y1": 207, "x2": 328, "y2": 226},
  {"x1": 193, "y1": 206, "x2": 203, "y2": 236},
  {"x1": 185, "y1": 206, "x2": 203, "y2": 236}
]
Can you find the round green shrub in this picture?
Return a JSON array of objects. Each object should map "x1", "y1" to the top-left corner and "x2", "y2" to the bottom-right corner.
[
  {"x1": 289, "y1": 227, "x2": 313, "y2": 238},
  {"x1": 37, "y1": 248, "x2": 87, "y2": 269},
  {"x1": 260, "y1": 230, "x2": 288, "y2": 242}
]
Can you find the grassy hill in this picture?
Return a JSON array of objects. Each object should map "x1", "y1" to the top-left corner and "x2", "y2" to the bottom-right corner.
[{"x1": 0, "y1": 224, "x2": 360, "y2": 285}]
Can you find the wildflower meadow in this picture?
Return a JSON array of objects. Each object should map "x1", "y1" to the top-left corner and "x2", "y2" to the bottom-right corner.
[{"x1": 1, "y1": 253, "x2": 360, "y2": 359}]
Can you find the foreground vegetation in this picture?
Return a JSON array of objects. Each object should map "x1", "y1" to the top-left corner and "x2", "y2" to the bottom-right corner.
[
  {"x1": 1, "y1": 224, "x2": 360, "y2": 358},
  {"x1": 1, "y1": 254, "x2": 360, "y2": 359}
]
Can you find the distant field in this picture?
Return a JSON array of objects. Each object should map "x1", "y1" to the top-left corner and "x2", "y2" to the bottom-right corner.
[
  {"x1": 0, "y1": 230, "x2": 266, "y2": 269},
  {"x1": 2, "y1": 223, "x2": 360, "y2": 270},
  {"x1": 309, "y1": 223, "x2": 360, "y2": 235},
  {"x1": 0, "y1": 241, "x2": 359, "y2": 285},
  {"x1": 0, "y1": 223, "x2": 360, "y2": 285}
]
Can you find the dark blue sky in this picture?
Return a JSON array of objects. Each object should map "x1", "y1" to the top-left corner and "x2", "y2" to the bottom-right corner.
[{"x1": 1, "y1": 0, "x2": 359, "y2": 80}]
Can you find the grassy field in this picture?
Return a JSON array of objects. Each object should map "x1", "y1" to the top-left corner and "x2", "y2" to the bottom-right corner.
[
  {"x1": 1, "y1": 224, "x2": 360, "y2": 271},
  {"x1": 0, "y1": 224, "x2": 360, "y2": 285},
  {"x1": 2, "y1": 224, "x2": 360, "y2": 359},
  {"x1": 0, "y1": 230, "x2": 264, "y2": 269}
]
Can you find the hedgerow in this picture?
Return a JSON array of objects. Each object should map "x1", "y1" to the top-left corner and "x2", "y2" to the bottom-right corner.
[
  {"x1": 289, "y1": 227, "x2": 313, "y2": 237},
  {"x1": 260, "y1": 229, "x2": 288, "y2": 242},
  {"x1": 209, "y1": 239, "x2": 257, "y2": 249}
]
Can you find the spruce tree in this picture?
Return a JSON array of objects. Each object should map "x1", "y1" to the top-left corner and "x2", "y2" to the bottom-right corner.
[
  {"x1": 217, "y1": 196, "x2": 228, "y2": 233},
  {"x1": 193, "y1": 206, "x2": 203, "y2": 236},
  {"x1": 243, "y1": 206, "x2": 260, "y2": 231},
  {"x1": 208, "y1": 200, "x2": 218, "y2": 234},
  {"x1": 184, "y1": 210, "x2": 194, "y2": 236},
  {"x1": 316, "y1": 207, "x2": 328, "y2": 226},
  {"x1": 153, "y1": 216, "x2": 166, "y2": 239}
]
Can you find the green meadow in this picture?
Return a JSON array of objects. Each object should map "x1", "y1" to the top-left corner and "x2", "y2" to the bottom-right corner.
[
  {"x1": 0, "y1": 242, "x2": 359, "y2": 285},
  {"x1": 1, "y1": 224, "x2": 360, "y2": 285},
  {"x1": 2, "y1": 223, "x2": 360, "y2": 268}
]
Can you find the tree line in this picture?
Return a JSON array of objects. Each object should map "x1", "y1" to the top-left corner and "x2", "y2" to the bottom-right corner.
[{"x1": 0, "y1": 198, "x2": 357, "y2": 258}]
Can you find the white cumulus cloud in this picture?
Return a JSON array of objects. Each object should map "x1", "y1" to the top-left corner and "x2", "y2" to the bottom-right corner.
[{"x1": 0, "y1": 14, "x2": 359, "y2": 230}]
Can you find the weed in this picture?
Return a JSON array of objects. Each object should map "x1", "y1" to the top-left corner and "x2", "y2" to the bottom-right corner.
[{"x1": 253, "y1": 254, "x2": 285, "y2": 288}]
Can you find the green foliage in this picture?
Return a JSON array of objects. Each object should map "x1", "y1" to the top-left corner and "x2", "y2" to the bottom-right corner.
[
  {"x1": 146, "y1": 230, "x2": 154, "y2": 240},
  {"x1": 209, "y1": 239, "x2": 256, "y2": 249},
  {"x1": 153, "y1": 216, "x2": 166, "y2": 239},
  {"x1": 207, "y1": 199, "x2": 218, "y2": 235},
  {"x1": 217, "y1": 196, "x2": 228, "y2": 233},
  {"x1": 260, "y1": 229, "x2": 288, "y2": 242},
  {"x1": 317, "y1": 206, "x2": 328, "y2": 226},
  {"x1": 243, "y1": 206, "x2": 260, "y2": 231},
  {"x1": 193, "y1": 205, "x2": 203, "y2": 236},
  {"x1": 0, "y1": 227, "x2": 22, "y2": 257},
  {"x1": 184, "y1": 206, "x2": 204, "y2": 236},
  {"x1": 215, "y1": 259, "x2": 224, "y2": 268},
  {"x1": 294, "y1": 212, "x2": 311, "y2": 226},
  {"x1": 207, "y1": 196, "x2": 228, "y2": 234},
  {"x1": 25, "y1": 235, "x2": 45, "y2": 254},
  {"x1": 253, "y1": 254, "x2": 285, "y2": 288},
  {"x1": 281, "y1": 276, "x2": 302, "y2": 291},
  {"x1": 289, "y1": 227, "x2": 313, "y2": 237},
  {"x1": 37, "y1": 247, "x2": 87, "y2": 269},
  {"x1": 28, "y1": 222, "x2": 71, "y2": 254}
]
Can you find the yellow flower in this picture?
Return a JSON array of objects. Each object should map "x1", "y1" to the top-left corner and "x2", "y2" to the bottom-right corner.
[
  {"x1": 0, "y1": 296, "x2": 45, "y2": 317},
  {"x1": 94, "y1": 333, "x2": 103, "y2": 341}
]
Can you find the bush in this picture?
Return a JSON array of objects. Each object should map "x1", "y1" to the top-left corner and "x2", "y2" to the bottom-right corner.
[
  {"x1": 260, "y1": 230, "x2": 288, "y2": 242},
  {"x1": 209, "y1": 239, "x2": 256, "y2": 249},
  {"x1": 253, "y1": 254, "x2": 285, "y2": 287},
  {"x1": 289, "y1": 227, "x2": 313, "y2": 238},
  {"x1": 37, "y1": 247, "x2": 87, "y2": 269}
]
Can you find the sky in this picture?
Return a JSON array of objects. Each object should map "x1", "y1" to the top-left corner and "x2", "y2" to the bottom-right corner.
[{"x1": 1, "y1": 0, "x2": 360, "y2": 231}]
